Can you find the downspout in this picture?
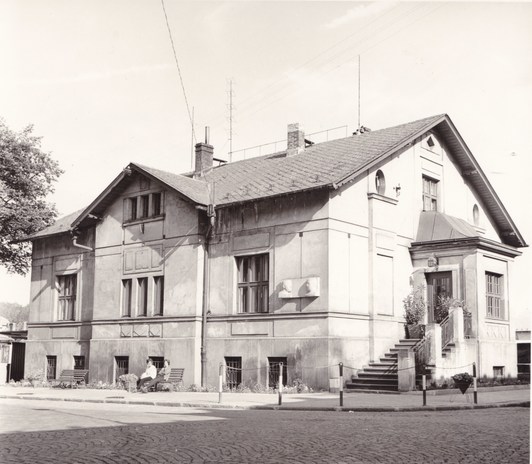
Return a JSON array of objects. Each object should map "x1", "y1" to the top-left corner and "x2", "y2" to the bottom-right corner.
[
  {"x1": 200, "y1": 204, "x2": 216, "y2": 387},
  {"x1": 71, "y1": 231, "x2": 94, "y2": 252}
]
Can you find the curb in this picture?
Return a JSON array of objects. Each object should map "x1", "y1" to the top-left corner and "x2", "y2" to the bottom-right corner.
[{"x1": 1, "y1": 394, "x2": 528, "y2": 412}]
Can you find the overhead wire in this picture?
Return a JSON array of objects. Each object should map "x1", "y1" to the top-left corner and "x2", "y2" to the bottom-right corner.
[
  {"x1": 160, "y1": 0, "x2": 197, "y2": 143},
  {"x1": 207, "y1": 4, "x2": 406, "y2": 127},
  {"x1": 236, "y1": 4, "x2": 442, "y2": 124}
]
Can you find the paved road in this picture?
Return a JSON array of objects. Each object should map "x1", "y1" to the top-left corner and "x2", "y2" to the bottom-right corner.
[{"x1": 0, "y1": 399, "x2": 529, "y2": 463}]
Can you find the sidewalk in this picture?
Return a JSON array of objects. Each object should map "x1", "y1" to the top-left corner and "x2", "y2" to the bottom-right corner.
[{"x1": 0, "y1": 384, "x2": 529, "y2": 412}]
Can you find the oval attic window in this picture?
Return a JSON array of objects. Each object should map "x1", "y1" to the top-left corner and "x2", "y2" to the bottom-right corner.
[
  {"x1": 375, "y1": 170, "x2": 386, "y2": 195},
  {"x1": 473, "y1": 204, "x2": 480, "y2": 226}
]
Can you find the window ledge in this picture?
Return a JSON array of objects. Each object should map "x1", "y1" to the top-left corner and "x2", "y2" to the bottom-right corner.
[
  {"x1": 123, "y1": 214, "x2": 165, "y2": 227},
  {"x1": 367, "y1": 192, "x2": 398, "y2": 205}
]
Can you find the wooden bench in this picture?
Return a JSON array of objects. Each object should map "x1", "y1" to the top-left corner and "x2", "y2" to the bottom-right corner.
[
  {"x1": 150, "y1": 368, "x2": 184, "y2": 391},
  {"x1": 53, "y1": 369, "x2": 89, "y2": 388}
]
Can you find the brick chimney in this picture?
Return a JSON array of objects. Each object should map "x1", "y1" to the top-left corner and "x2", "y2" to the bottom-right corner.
[
  {"x1": 287, "y1": 123, "x2": 305, "y2": 156},
  {"x1": 194, "y1": 127, "x2": 213, "y2": 178}
]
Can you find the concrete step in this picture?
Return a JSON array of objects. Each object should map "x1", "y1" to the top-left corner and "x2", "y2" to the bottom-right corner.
[{"x1": 346, "y1": 382, "x2": 398, "y2": 391}]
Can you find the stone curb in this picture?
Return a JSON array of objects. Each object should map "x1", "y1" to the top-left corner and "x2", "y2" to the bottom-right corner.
[{"x1": 0, "y1": 394, "x2": 528, "y2": 412}]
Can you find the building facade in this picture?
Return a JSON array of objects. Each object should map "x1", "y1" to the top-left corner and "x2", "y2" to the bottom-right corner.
[{"x1": 24, "y1": 114, "x2": 526, "y2": 389}]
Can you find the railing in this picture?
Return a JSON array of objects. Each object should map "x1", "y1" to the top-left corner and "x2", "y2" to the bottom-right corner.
[
  {"x1": 413, "y1": 332, "x2": 433, "y2": 372},
  {"x1": 441, "y1": 315, "x2": 453, "y2": 349}
]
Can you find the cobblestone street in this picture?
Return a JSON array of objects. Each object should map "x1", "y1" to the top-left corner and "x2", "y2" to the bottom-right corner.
[{"x1": 0, "y1": 399, "x2": 529, "y2": 463}]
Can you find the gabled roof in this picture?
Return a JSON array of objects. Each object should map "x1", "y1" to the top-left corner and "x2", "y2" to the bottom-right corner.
[
  {"x1": 206, "y1": 114, "x2": 446, "y2": 204},
  {"x1": 30, "y1": 114, "x2": 526, "y2": 247}
]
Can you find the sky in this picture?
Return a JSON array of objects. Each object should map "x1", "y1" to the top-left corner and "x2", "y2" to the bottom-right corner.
[{"x1": 1, "y1": 1, "x2": 531, "y2": 327}]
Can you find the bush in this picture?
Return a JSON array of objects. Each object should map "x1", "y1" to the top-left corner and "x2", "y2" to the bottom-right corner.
[{"x1": 403, "y1": 286, "x2": 426, "y2": 325}]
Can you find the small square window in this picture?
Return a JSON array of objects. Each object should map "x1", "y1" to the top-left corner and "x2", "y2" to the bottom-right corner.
[
  {"x1": 115, "y1": 356, "x2": 129, "y2": 381},
  {"x1": 493, "y1": 366, "x2": 505, "y2": 379},
  {"x1": 47, "y1": 355, "x2": 57, "y2": 380},
  {"x1": 268, "y1": 357, "x2": 288, "y2": 388},
  {"x1": 74, "y1": 356, "x2": 85, "y2": 370},
  {"x1": 225, "y1": 357, "x2": 242, "y2": 390}
]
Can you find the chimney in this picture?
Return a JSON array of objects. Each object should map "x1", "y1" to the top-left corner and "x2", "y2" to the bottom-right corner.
[
  {"x1": 287, "y1": 123, "x2": 305, "y2": 156},
  {"x1": 194, "y1": 127, "x2": 213, "y2": 177}
]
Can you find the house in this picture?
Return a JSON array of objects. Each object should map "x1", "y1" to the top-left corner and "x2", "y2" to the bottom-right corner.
[{"x1": 23, "y1": 114, "x2": 527, "y2": 390}]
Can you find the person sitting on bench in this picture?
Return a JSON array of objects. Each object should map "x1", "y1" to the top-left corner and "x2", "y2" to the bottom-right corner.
[
  {"x1": 141, "y1": 359, "x2": 172, "y2": 392},
  {"x1": 137, "y1": 358, "x2": 157, "y2": 390}
]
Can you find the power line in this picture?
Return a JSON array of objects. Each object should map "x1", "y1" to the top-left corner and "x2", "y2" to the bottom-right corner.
[
  {"x1": 160, "y1": 0, "x2": 196, "y2": 144},
  {"x1": 211, "y1": 4, "x2": 430, "y2": 127},
  {"x1": 236, "y1": 4, "x2": 441, "y2": 124},
  {"x1": 208, "y1": 3, "x2": 418, "y2": 126}
]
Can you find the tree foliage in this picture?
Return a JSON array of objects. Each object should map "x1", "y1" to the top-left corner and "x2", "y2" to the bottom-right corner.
[
  {"x1": 0, "y1": 301, "x2": 30, "y2": 323},
  {"x1": 0, "y1": 120, "x2": 62, "y2": 275}
]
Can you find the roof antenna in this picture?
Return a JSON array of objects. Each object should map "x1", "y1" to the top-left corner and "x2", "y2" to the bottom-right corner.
[
  {"x1": 357, "y1": 54, "x2": 361, "y2": 133},
  {"x1": 353, "y1": 55, "x2": 370, "y2": 136}
]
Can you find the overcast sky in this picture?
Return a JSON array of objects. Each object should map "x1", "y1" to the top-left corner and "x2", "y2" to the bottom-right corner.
[{"x1": 1, "y1": 1, "x2": 531, "y2": 326}]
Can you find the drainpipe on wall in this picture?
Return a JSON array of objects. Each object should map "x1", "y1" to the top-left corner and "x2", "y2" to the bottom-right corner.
[
  {"x1": 200, "y1": 207, "x2": 216, "y2": 387},
  {"x1": 71, "y1": 231, "x2": 94, "y2": 252}
]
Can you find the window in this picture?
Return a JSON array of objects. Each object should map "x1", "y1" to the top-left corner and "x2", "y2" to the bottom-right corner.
[
  {"x1": 486, "y1": 272, "x2": 504, "y2": 319},
  {"x1": 124, "y1": 192, "x2": 163, "y2": 222},
  {"x1": 237, "y1": 254, "x2": 269, "y2": 313},
  {"x1": 122, "y1": 279, "x2": 132, "y2": 317},
  {"x1": 138, "y1": 277, "x2": 148, "y2": 316},
  {"x1": 268, "y1": 357, "x2": 288, "y2": 388},
  {"x1": 473, "y1": 204, "x2": 480, "y2": 226},
  {"x1": 140, "y1": 195, "x2": 149, "y2": 218},
  {"x1": 115, "y1": 356, "x2": 129, "y2": 381},
  {"x1": 74, "y1": 356, "x2": 85, "y2": 370},
  {"x1": 375, "y1": 170, "x2": 386, "y2": 195},
  {"x1": 150, "y1": 356, "x2": 164, "y2": 370},
  {"x1": 152, "y1": 192, "x2": 162, "y2": 216},
  {"x1": 57, "y1": 274, "x2": 77, "y2": 321},
  {"x1": 154, "y1": 276, "x2": 164, "y2": 316},
  {"x1": 225, "y1": 357, "x2": 242, "y2": 390},
  {"x1": 422, "y1": 176, "x2": 438, "y2": 211},
  {"x1": 517, "y1": 343, "x2": 531, "y2": 382},
  {"x1": 129, "y1": 197, "x2": 138, "y2": 221},
  {"x1": 46, "y1": 355, "x2": 57, "y2": 380},
  {"x1": 493, "y1": 366, "x2": 505, "y2": 379}
]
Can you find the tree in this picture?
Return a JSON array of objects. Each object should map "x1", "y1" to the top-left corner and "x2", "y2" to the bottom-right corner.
[
  {"x1": 0, "y1": 120, "x2": 62, "y2": 275},
  {"x1": 0, "y1": 302, "x2": 30, "y2": 323}
]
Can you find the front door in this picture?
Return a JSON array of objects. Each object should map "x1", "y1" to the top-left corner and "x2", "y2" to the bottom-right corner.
[{"x1": 426, "y1": 272, "x2": 452, "y2": 323}]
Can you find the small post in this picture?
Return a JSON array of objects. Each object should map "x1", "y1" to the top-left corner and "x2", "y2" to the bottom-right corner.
[
  {"x1": 339, "y1": 363, "x2": 344, "y2": 407},
  {"x1": 422, "y1": 373, "x2": 427, "y2": 407},
  {"x1": 278, "y1": 363, "x2": 283, "y2": 406},
  {"x1": 472, "y1": 362, "x2": 478, "y2": 405},
  {"x1": 218, "y1": 363, "x2": 223, "y2": 404}
]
